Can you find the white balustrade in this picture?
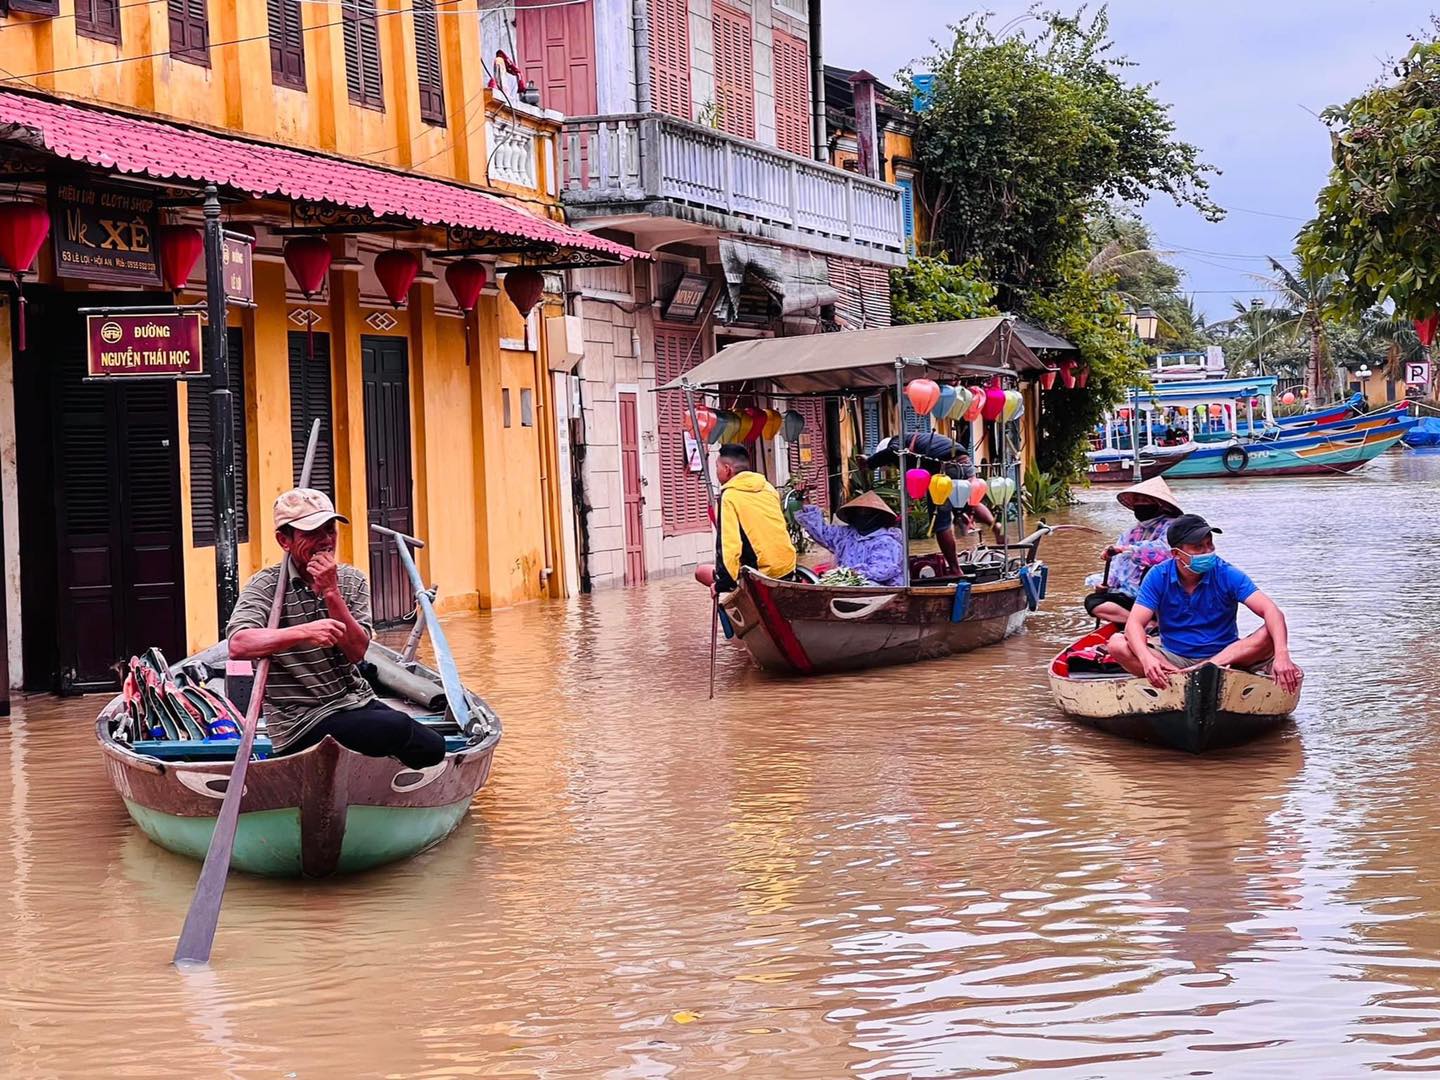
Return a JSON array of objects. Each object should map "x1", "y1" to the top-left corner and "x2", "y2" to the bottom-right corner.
[{"x1": 487, "y1": 120, "x2": 539, "y2": 189}]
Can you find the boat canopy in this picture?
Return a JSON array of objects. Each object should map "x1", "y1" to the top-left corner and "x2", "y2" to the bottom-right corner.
[
  {"x1": 1131, "y1": 376, "x2": 1278, "y2": 410},
  {"x1": 657, "y1": 316, "x2": 1061, "y2": 394}
]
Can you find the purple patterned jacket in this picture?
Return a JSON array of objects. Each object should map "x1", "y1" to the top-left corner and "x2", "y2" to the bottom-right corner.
[{"x1": 796, "y1": 505, "x2": 906, "y2": 587}]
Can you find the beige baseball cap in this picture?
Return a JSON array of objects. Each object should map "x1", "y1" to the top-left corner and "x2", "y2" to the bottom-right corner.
[{"x1": 273, "y1": 488, "x2": 349, "y2": 532}]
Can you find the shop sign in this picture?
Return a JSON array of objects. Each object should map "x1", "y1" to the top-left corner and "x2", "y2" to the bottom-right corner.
[
  {"x1": 662, "y1": 272, "x2": 712, "y2": 324},
  {"x1": 86, "y1": 312, "x2": 203, "y2": 379},
  {"x1": 222, "y1": 232, "x2": 254, "y2": 304},
  {"x1": 50, "y1": 179, "x2": 161, "y2": 286}
]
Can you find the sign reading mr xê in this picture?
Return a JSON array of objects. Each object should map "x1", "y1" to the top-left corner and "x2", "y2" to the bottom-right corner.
[{"x1": 50, "y1": 179, "x2": 161, "y2": 286}]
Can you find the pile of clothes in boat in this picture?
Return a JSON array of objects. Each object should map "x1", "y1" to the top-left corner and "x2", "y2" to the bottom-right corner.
[{"x1": 116, "y1": 649, "x2": 245, "y2": 744}]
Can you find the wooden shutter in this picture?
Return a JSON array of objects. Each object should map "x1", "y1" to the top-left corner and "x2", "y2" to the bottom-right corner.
[
  {"x1": 167, "y1": 0, "x2": 210, "y2": 65},
  {"x1": 189, "y1": 328, "x2": 250, "y2": 546},
  {"x1": 654, "y1": 327, "x2": 709, "y2": 535},
  {"x1": 7, "y1": 0, "x2": 61, "y2": 15},
  {"x1": 75, "y1": 0, "x2": 120, "y2": 43},
  {"x1": 413, "y1": 0, "x2": 445, "y2": 124},
  {"x1": 896, "y1": 178, "x2": 916, "y2": 252},
  {"x1": 267, "y1": 0, "x2": 306, "y2": 90},
  {"x1": 772, "y1": 29, "x2": 810, "y2": 156},
  {"x1": 516, "y1": 0, "x2": 597, "y2": 116},
  {"x1": 289, "y1": 331, "x2": 336, "y2": 500},
  {"x1": 786, "y1": 398, "x2": 828, "y2": 510},
  {"x1": 712, "y1": 4, "x2": 754, "y2": 139},
  {"x1": 342, "y1": 0, "x2": 385, "y2": 109},
  {"x1": 647, "y1": 0, "x2": 691, "y2": 120}
]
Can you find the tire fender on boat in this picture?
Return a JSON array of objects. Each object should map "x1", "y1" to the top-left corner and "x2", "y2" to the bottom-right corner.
[{"x1": 1222, "y1": 445, "x2": 1249, "y2": 474}]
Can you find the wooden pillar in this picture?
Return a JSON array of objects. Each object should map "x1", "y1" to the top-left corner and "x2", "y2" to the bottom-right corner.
[{"x1": 327, "y1": 251, "x2": 369, "y2": 569}]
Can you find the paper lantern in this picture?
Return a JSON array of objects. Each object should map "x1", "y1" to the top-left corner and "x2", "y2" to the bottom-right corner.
[
  {"x1": 1060, "y1": 359, "x2": 1078, "y2": 390},
  {"x1": 284, "y1": 235, "x2": 331, "y2": 296},
  {"x1": 742, "y1": 406, "x2": 767, "y2": 443},
  {"x1": 947, "y1": 386, "x2": 970, "y2": 420},
  {"x1": 988, "y1": 476, "x2": 1015, "y2": 506},
  {"x1": 375, "y1": 249, "x2": 420, "y2": 308},
  {"x1": 1208, "y1": 404, "x2": 1224, "y2": 418},
  {"x1": 731, "y1": 409, "x2": 754, "y2": 442},
  {"x1": 906, "y1": 378, "x2": 941, "y2": 416},
  {"x1": 445, "y1": 258, "x2": 487, "y2": 312},
  {"x1": 1077, "y1": 365, "x2": 1091, "y2": 388},
  {"x1": 1040, "y1": 368, "x2": 1058, "y2": 391},
  {"x1": 503, "y1": 267, "x2": 545, "y2": 318},
  {"x1": 948, "y1": 479, "x2": 966, "y2": 508},
  {"x1": 905, "y1": 468, "x2": 932, "y2": 501},
  {"x1": 0, "y1": 202, "x2": 49, "y2": 353},
  {"x1": 1117, "y1": 408, "x2": 1131, "y2": 420},
  {"x1": 684, "y1": 405, "x2": 717, "y2": 441},
  {"x1": 936, "y1": 384, "x2": 958, "y2": 421},
  {"x1": 928, "y1": 474, "x2": 953, "y2": 504},
  {"x1": 762, "y1": 409, "x2": 783, "y2": 440},
  {"x1": 1300, "y1": 388, "x2": 1309, "y2": 399},
  {"x1": 713, "y1": 409, "x2": 739, "y2": 443},
  {"x1": 1281, "y1": 391, "x2": 1296, "y2": 406},
  {"x1": 1011, "y1": 394, "x2": 1025, "y2": 421},
  {"x1": 1001, "y1": 389, "x2": 1023, "y2": 423},
  {"x1": 1250, "y1": 397, "x2": 1261, "y2": 408},
  {"x1": 963, "y1": 387, "x2": 984, "y2": 422},
  {"x1": 981, "y1": 378, "x2": 1006, "y2": 422},
  {"x1": 968, "y1": 477, "x2": 987, "y2": 506},
  {"x1": 157, "y1": 225, "x2": 204, "y2": 292},
  {"x1": 1415, "y1": 314, "x2": 1439, "y2": 348},
  {"x1": 782, "y1": 409, "x2": 805, "y2": 441}
]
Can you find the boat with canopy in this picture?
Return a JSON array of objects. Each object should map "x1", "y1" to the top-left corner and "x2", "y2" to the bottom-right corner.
[{"x1": 659, "y1": 316, "x2": 1063, "y2": 675}]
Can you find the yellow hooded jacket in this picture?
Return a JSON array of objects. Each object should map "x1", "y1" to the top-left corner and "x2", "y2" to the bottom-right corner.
[{"x1": 715, "y1": 471, "x2": 797, "y2": 590}]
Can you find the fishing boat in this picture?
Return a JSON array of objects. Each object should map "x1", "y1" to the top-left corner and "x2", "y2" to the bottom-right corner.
[
  {"x1": 1085, "y1": 444, "x2": 1193, "y2": 484},
  {"x1": 96, "y1": 639, "x2": 499, "y2": 877},
  {"x1": 1048, "y1": 624, "x2": 1299, "y2": 752},
  {"x1": 1159, "y1": 405, "x2": 1415, "y2": 479}
]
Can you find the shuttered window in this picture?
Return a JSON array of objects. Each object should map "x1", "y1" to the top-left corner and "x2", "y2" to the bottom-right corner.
[
  {"x1": 413, "y1": 0, "x2": 445, "y2": 125},
  {"x1": 827, "y1": 256, "x2": 893, "y2": 330},
  {"x1": 267, "y1": 0, "x2": 305, "y2": 90},
  {"x1": 289, "y1": 331, "x2": 336, "y2": 500},
  {"x1": 654, "y1": 327, "x2": 709, "y2": 535},
  {"x1": 167, "y1": 0, "x2": 209, "y2": 66},
  {"x1": 648, "y1": 0, "x2": 691, "y2": 121},
  {"x1": 75, "y1": 0, "x2": 120, "y2": 43},
  {"x1": 7, "y1": 0, "x2": 62, "y2": 16},
  {"x1": 342, "y1": 0, "x2": 384, "y2": 110},
  {"x1": 786, "y1": 399, "x2": 828, "y2": 510},
  {"x1": 711, "y1": 4, "x2": 754, "y2": 139},
  {"x1": 772, "y1": 29, "x2": 810, "y2": 157},
  {"x1": 189, "y1": 328, "x2": 250, "y2": 546},
  {"x1": 896, "y1": 177, "x2": 916, "y2": 252}
]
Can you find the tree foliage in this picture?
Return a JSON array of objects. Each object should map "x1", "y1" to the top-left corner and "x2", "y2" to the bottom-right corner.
[
  {"x1": 1299, "y1": 21, "x2": 1440, "y2": 320},
  {"x1": 908, "y1": 6, "x2": 1220, "y2": 304},
  {"x1": 1087, "y1": 211, "x2": 1207, "y2": 350},
  {"x1": 890, "y1": 256, "x2": 998, "y2": 325}
]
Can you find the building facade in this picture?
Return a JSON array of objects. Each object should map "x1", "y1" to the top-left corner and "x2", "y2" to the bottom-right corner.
[
  {"x1": 496, "y1": 0, "x2": 908, "y2": 590},
  {"x1": 0, "y1": 0, "x2": 633, "y2": 695}
]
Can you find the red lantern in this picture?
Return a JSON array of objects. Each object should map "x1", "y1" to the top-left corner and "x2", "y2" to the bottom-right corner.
[
  {"x1": 375, "y1": 249, "x2": 419, "y2": 309},
  {"x1": 981, "y1": 376, "x2": 1006, "y2": 421},
  {"x1": 1117, "y1": 408, "x2": 1130, "y2": 420},
  {"x1": 1040, "y1": 368, "x2": 1058, "y2": 390},
  {"x1": 445, "y1": 258, "x2": 487, "y2": 367},
  {"x1": 284, "y1": 236, "x2": 332, "y2": 359},
  {"x1": 0, "y1": 202, "x2": 50, "y2": 353},
  {"x1": 503, "y1": 267, "x2": 545, "y2": 318},
  {"x1": 1415, "y1": 314, "x2": 1439, "y2": 348},
  {"x1": 156, "y1": 225, "x2": 204, "y2": 292},
  {"x1": 1077, "y1": 365, "x2": 1091, "y2": 388},
  {"x1": 1059, "y1": 359, "x2": 1077, "y2": 390},
  {"x1": 743, "y1": 406, "x2": 766, "y2": 443}
]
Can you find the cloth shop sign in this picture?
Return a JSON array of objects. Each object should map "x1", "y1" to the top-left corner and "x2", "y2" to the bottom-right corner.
[
  {"x1": 86, "y1": 312, "x2": 203, "y2": 379},
  {"x1": 50, "y1": 179, "x2": 161, "y2": 286}
]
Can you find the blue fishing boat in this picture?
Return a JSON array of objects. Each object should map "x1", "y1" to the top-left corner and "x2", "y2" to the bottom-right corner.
[{"x1": 1159, "y1": 407, "x2": 1416, "y2": 478}]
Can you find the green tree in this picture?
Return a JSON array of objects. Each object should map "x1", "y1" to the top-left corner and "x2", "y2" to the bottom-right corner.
[
  {"x1": 890, "y1": 255, "x2": 999, "y2": 325},
  {"x1": 1087, "y1": 211, "x2": 1208, "y2": 350},
  {"x1": 1299, "y1": 20, "x2": 1440, "y2": 321},
  {"x1": 908, "y1": 6, "x2": 1220, "y2": 305}
]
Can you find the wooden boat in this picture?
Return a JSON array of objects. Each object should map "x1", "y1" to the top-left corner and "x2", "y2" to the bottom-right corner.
[
  {"x1": 1086, "y1": 445, "x2": 1193, "y2": 484},
  {"x1": 1160, "y1": 409, "x2": 1415, "y2": 479},
  {"x1": 721, "y1": 536, "x2": 1048, "y2": 675},
  {"x1": 95, "y1": 639, "x2": 501, "y2": 877},
  {"x1": 1048, "y1": 624, "x2": 1298, "y2": 753}
]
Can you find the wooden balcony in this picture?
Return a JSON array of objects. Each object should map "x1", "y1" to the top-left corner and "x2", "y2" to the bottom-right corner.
[{"x1": 561, "y1": 113, "x2": 906, "y2": 264}]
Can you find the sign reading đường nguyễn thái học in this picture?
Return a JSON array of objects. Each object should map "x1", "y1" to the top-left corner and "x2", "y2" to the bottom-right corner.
[{"x1": 86, "y1": 312, "x2": 203, "y2": 379}]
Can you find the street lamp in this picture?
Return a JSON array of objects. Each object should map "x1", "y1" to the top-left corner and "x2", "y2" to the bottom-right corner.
[{"x1": 1134, "y1": 305, "x2": 1160, "y2": 343}]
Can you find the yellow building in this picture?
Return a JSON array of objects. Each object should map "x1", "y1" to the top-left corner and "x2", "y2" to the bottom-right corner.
[{"x1": 0, "y1": 0, "x2": 633, "y2": 695}]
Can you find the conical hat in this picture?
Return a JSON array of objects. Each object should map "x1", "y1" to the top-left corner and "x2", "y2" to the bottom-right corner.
[
  {"x1": 1116, "y1": 476, "x2": 1182, "y2": 516},
  {"x1": 836, "y1": 490, "x2": 899, "y2": 526}
]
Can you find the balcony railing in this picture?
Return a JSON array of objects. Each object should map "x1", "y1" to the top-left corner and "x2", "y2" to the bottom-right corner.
[{"x1": 561, "y1": 113, "x2": 905, "y2": 256}]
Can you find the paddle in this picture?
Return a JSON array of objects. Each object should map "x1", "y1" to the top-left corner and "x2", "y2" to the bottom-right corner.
[
  {"x1": 173, "y1": 419, "x2": 322, "y2": 967},
  {"x1": 371, "y1": 525, "x2": 477, "y2": 736},
  {"x1": 708, "y1": 593, "x2": 719, "y2": 700}
]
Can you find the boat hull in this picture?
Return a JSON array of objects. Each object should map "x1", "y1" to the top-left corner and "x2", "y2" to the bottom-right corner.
[
  {"x1": 722, "y1": 568, "x2": 1033, "y2": 674},
  {"x1": 1161, "y1": 420, "x2": 1412, "y2": 479},
  {"x1": 1086, "y1": 448, "x2": 1193, "y2": 484},
  {"x1": 1048, "y1": 627, "x2": 1299, "y2": 753}
]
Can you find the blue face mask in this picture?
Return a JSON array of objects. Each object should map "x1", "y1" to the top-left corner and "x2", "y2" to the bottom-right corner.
[{"x1": 1184, "y1": 552, "x2": 1218, "y2": 575}]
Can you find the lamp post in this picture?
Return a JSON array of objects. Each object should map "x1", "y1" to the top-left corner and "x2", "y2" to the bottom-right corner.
[{"x1": 1125, "y1": 306, "x2": 1159, "y2": 480}]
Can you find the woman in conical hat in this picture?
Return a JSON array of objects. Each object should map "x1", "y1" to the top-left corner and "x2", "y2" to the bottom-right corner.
[
  {"x1": 1084, "y1": 476, "x2": 1185, "y2": 624},
  {"x1": 795, "y1": 490, "x2": 906, "y2": 587}
]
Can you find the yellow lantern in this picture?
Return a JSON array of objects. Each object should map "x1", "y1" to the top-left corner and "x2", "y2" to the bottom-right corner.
[
  {"x1": 928, "y1": 473, "x2": 954, "y2": 504},
  {"x1": 762, "y1": 409, "x2": 783, "y2": 440}
]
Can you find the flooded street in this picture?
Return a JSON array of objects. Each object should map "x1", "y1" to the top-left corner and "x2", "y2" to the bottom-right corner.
[{"x1": 5, "y1": 449, "x2": 1440, "y2": 1078}]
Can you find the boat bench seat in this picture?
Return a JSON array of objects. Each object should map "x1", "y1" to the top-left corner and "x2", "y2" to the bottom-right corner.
[{"x1": 130, "y1": 722, "x2": 473, "y2": 762}]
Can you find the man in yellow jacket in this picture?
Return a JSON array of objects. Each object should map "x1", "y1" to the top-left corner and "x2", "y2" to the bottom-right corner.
[{"x1": 713, "y1": 443, "x2": 797, "y2": 591}]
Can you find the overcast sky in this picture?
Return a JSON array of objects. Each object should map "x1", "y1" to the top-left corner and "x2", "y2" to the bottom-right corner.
[{"x1": 824, "y1": 1, "x2": 1437, "y2": 323}]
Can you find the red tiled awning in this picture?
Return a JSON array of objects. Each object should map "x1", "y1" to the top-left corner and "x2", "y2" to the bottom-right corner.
[{"x1": 0, "y1": 88, "x2": 639, "y2": 262}]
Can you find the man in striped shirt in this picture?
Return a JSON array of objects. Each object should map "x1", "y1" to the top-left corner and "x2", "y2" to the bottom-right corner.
[{"x1": 226, "y1": 488, "x2": 446, "y2": 769}]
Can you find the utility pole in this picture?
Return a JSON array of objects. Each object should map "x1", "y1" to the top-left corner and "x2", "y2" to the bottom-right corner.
[{"x1": 203, "y1": 185, "x2": 239, "y2": 632}]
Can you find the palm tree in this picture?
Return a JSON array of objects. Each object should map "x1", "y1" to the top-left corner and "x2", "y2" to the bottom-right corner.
[
  {"x1": 1251, "y1": 258, "x2": 1343, "y2": 398},
  {"x1": 1215, "y1": 298, "x2": 1301, "y2": 377}
]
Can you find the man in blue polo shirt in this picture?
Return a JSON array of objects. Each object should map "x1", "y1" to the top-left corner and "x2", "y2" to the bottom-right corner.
[{"x1": 1107, "y1": 514, "x2": 1303, "y2": 693}]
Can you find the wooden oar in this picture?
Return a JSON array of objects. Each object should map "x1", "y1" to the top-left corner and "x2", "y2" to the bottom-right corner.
[
  {"x1": 173, "y1": 418, "x2": 322, "y2": 967},
  {"x1": 370, "y1": 524, "x2": 476, "y2": 735},
  {"x1": 708, "y1": 593, "x2": 719, "y2": 700}
]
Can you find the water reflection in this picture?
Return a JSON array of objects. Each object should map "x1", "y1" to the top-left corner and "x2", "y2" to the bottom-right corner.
[{"x1": 1, "y1": 451, "x2": 1439, "y2": 1076}]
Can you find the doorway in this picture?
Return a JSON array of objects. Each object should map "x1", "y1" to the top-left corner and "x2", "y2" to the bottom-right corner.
[
  {"x1": 618, "y1": 391, "x2": 646, "y2": 584},
  {"x1": 15, "y1": 289, "x2": 186, "y2": 692},
  {"x1": 361, "y1": 335, "x2": 414, "y2": 626}
]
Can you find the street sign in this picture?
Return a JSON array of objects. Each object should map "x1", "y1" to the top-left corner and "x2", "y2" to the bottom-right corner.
[
  {"x1": 86, "y1": 311, "x2": 204, "y2": 379},
  {"x1": 221, "y1": 232, "x2": 254, "y2": 305},
  {"x1": 1406, "y1": 360, "x2": 1430, "y2": 389}
]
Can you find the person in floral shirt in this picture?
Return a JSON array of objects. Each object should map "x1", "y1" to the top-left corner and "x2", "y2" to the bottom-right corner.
[
  {"x1": 1084, "y1": 477, "x2": 1184, "y2": 624},
  {"x1": 796, "y1": 491, "x2": 906, "y2": 587}
]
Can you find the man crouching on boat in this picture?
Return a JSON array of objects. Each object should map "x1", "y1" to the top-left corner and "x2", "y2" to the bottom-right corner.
[
  {"x1": 226, "y1": 488, "x2": 446, "y2": 769},
  {"x1": 1106, "y1": 514, "x2": 1303, "y2": 694}
]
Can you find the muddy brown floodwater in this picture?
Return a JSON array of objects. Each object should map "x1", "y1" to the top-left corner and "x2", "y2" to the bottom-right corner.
[{"x1": 5, "y1": 450, "x2": 1440, "y2": 1078}]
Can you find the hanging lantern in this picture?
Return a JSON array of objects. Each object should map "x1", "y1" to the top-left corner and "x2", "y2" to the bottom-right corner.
[
  {"x1": 375, "y1": 249, "x2": 419, "y2": 308},
  {"x1": 1076, "y1": 365, "x2": 1091, "y2": 388},
  {"x1": 988, "y1": 476, "x2": 1015, "y2": 507},
  {"x1": 1415, "y1": 314, "x2": 1439, "y2": 348},
  {"x1": 0, "y1": 202, "x2": 50, "y2": 353},
  {"x1": 928, "y1": 473, "x2": 953, "y2": 505},
  {"x1": 762, "y1": 409, "x2": 783, "y2": 441},
  {"x1": 1012, "y1": 394, "x2": 1025, "y2": 421},
  {"x1": 156, "y1": 225, "x2": 204, "y2": 292},
  {"x1": 782, "y1": 409, "x2": 805, "y2": 441},
  {"x1": 947, "y1": 386, "x2": 969, "y2": 420},
  {"x1": 905, "y1": 378, "x2": 941, "y2": 416},
  {"x1": 445, "y1": 258, "x2": 488, "y2": 367},
  {"x1": 981, "y1": 377, "x2": 1006, "y2": 422},
  {"x1": 905, "y1": 468, "x2": 932, "y2": 501},
  {"x1": 968, "y1": 477, "x2": 987, "y2": 507},
  {"x1": 1208, "y1": 404, "x2": 1224, "y2": 418},
  {"x1": 962, "y1": 387, "x2": 985, "y2": 423},
  {"x1": 1281, "y1": 391, "x2": 1297, "y2": 406},
  {"x1": 1117, "y1": 408, "x2": 1131, "y2": 420},
  {"x1": 503, "y1": 267, "x2": 545, "y2": 318},
  {"x1": 1060, "y1": 359, "x2": 1078, "y2": 390},
  {"x1": 1300, "y1": 387, "x2": 1309, "y2": 399},
  {"x1": 948, "y1": 479, "x2": 967, "y2": 508},
  {"x1": 710, "y1": 409, "x2": 736, "y2": 444},
  {"x1": 742, "y1": 406, "x2": 766, "y2": 443},
  {"x1": 1001, "y1": 389, "x2": 1023, "y2": 423},
  {"x1": 1040, "y1": 368, "x2": 1059, "y2": 391},
  {"x1": 284, "y1": 236, "x2": 332, "y2": 360},
  {"x1": 936, "y1": 384, "x2": 959, "y2": 420},
  {"x1": 684, "y1": 404, "x2": 717, "y2": 440}
]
